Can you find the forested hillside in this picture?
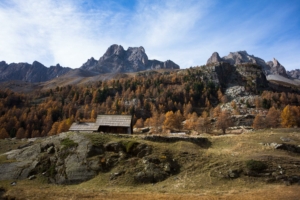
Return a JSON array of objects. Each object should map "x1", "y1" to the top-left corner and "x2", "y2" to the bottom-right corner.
[{"x1": 0, "y1": 65, "x2": 300, "y2": 139}]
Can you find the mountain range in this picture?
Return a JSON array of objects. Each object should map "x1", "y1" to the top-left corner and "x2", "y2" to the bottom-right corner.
[
  {"x1": 80, "y1": 44, "x2": 179, "y2": 73},
  {"x1": 0, "y1": 61, "x2": 71, "y2": 83},
  {"x1": 0, "y1": 44, "x2": 179, "y2": 83},
  {"x1": 0, "y1": 45, "x2": 299, "y2": 84}
]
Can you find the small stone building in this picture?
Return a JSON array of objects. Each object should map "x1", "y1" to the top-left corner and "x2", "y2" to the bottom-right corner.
[{"x1": 69, "y1": 115, "x2": 133, "y2": 134}]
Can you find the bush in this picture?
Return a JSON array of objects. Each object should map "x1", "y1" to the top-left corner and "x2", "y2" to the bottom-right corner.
[
  {"x1": 87, "y1": 134, "x2": 111, "y2": 146},
  {"x1": 246, "y1": 159, "x2": 267, "y2": 171}
]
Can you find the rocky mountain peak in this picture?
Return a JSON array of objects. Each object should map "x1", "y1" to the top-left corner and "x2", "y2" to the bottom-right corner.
[
  {"x1": 103, "y1": 44, "x2": 125, "y2": 57},
  {"x1": 287, "y1": 69, "x2": 300, "y2": 79},
  {"x1": 223, "y1": 51, "x2": 258, "y2": 65},
  {"x1": 206, "y1": 52, "x2": 222, "y2": 64},
  {"x1": 267, "y1": 58, "x2": 288, "y2": 77},
  {"x1": 80, "y1": 44, "x2": 180, "y2": 73},
  {"x1": 206, "y1": 51, "x2": 295, "y2": 80},
  {"x1": 81, "y1": 57, "x2": 98, "y2": 69},
  {"x1": 32, "y1": 61, "x2": 45, "y2": 68},
  {"x1": 0, "y1": 61, "x2": 71, "y2": 83},
  {"x1": 207, "y1": 51, "x2": 271, "y2": 74},
  {"x1": 273, "y1": 58, "x2": 279, "y2": 66}
]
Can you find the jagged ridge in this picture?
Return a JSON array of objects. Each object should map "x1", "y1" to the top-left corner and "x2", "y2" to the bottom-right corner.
[
  {"x1": 0, "y1": 61, "x2": 71, "y2": 83},
  {"x1": 80, "y1": 44, "x2": 180, "y2": 73},
  {"x1": 206, "y1": 51, "x2": 289, "y2": 78}
]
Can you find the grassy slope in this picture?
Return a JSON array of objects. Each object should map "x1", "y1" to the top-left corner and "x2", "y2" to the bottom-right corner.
[{"x1": 1, "y1": 128, "x2": 300, "y2": 199}]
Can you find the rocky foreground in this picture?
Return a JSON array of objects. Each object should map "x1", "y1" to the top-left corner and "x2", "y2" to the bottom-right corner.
[
  {"x1": 0, "y1": 132, "x2": 209, "y2": 184},
  {"x1": 1, "y1": 130, "x2": 300, "y2": 199}
]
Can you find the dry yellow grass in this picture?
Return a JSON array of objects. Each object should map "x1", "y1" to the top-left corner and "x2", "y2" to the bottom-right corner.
[{"x1": 2, "y1": 181, "x2": 300, "y2": 200}]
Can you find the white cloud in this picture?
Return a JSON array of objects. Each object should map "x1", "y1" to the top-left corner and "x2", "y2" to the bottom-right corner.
[{"x1": 0, "y1": 0, "x2": 299, "y2": 70}]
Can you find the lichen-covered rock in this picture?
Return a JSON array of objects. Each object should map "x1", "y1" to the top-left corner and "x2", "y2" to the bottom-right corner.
[{"x1": 0, "y1": 133, "x2": 179, "y2": 185}]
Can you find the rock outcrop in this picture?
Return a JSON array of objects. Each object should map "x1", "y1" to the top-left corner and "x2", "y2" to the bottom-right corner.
[
  {"x1": 207, "y1": 51, "x2": 271, "y2": 74},
  {"x1": 0, "y1": 61, "x2": 71, "y2": 83},
  {"x1": 0, "y1": 133, "x2": 180, "y2": 185},
  {"x1": 80, "y1": 44, "x2": 180, "y2": 73}
]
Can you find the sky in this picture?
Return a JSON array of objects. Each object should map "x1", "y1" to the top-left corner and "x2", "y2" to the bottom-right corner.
[{"x1": 0, "y1": 0, "x2": 300, "y2": 70}]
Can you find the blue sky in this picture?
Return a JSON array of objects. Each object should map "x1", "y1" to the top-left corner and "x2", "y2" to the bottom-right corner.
[{"x1": 0, "y1": 0, "x2": 299, "y2": 70}]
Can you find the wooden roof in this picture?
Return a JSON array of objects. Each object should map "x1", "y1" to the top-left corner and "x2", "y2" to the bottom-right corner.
[
  {"x1": 96, "y1": 115, "x2": 132, "y2": 127},
  {"x1": 68, "y1": 115, "x2": 132, "y2": 132},
  {"x1": 69, "y1": 122, "x2": 98, "y2": 131}
]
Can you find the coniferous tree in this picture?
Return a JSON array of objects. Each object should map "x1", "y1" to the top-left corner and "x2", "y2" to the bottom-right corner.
[
  {"x1": 266, "y1": 107, "x2": 280, "y2": 128},
  {"x1": 253, "y1": 114, "x2": 265, "y2": 129},
  {"x1": 281, "y1": 105, "x2": 297, "y2": 128},
  {"x1": 0, "y1": 128, "x2": 9, "y2": 139},
  {"x1": 216, "y1": 110, "x2": 232, "y2": 134}
]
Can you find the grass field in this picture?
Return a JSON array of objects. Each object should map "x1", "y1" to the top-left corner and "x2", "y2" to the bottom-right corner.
[{"x1": 1, "y1": 128, "x2": 300, "y2": 200}]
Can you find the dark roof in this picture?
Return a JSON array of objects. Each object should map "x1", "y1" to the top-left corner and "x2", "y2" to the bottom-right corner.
[
  {"x1": 69, "y1": 122, "x2": 98, "y2": 131},
  {"x1": 96, "y1": 115, "x2": 132, "y2": 127}
]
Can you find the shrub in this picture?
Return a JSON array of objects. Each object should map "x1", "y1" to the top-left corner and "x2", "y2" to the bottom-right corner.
[
  {"x1": 87, "y1": 134, "x2": 111, "y2": 146},
  {"x1": 246, "y1": 159, "x2": 267, "y2": 171},
  {"x1": 60, "y1": 138, "x2": 78, "y2": 149},
  {"x1": 122, "y1": 140, "x2": 138, "y2": 153}
]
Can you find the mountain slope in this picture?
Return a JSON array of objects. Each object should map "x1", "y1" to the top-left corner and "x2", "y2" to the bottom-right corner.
[{"x1": 80, "y1": 44, "x2": 180, "y2": 73}]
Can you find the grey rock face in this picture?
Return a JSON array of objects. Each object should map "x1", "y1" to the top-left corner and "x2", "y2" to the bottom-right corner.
[
  {"x1": 287, "y1": 69, "x2": 300, "y2": 79},
  {"x1": 206, "y1": 52, "x2": 223, "y2": 64},
  {"x1": 267, "y1": 58, "x2": 288, "y2": 77},
  {"x1": 0, "y1": 133, "x2": 174, "y2": 185},
  {"x1": 206, "y1": 51, "x2": 295, "y2": 79},
  {"x1": 80, "y1": 44, "x2": 180, "y2": 73},
  {"x1": 80, "y1": 57, "x2": 98, "y2": 69},
  {"x1": 0, "y1": 61, "x2": 71, "y2": 83},
  {"x1": 223, "y1": 51, "x2": 271, "y2": 73}
]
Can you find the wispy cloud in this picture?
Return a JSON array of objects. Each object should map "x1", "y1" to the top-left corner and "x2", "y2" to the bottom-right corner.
[{"x1": 0, "y1": 0, "x2": 299, "y2": 70}]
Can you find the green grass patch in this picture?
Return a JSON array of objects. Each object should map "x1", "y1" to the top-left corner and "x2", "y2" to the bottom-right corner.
[
  {"x1": 60, "y1": 138, "x2": 78, "y2": 149},
  {"x1": 49, "y1": 164, "x2": 56, "y2": 177},
  {"x1": 121, "y1": 140, "x2": 138, "y2": 153},
  {"x1": 86, "y1": 134, "x2": 112, "y2": 146}
]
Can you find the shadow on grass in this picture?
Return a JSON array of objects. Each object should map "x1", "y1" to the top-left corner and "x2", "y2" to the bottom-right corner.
[{"x1": 143, "y1": 136, "x2": 212, "y2": 149}]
